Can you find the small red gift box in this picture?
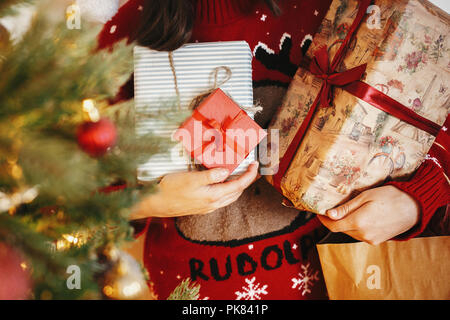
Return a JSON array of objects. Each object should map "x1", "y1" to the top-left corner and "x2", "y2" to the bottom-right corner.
[{"x1": 174, "y1": 89, "x2": 267, "y2": 173}]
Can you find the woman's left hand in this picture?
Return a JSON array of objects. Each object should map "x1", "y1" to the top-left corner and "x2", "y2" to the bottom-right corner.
[{"x1": 317, "y1": 185, "x2": 420, "y2": 245}]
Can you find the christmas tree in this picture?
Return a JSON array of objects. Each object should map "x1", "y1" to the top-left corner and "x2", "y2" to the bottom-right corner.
[{"x1": 0, "y1": 0, "x2": 169, "y2": 299}]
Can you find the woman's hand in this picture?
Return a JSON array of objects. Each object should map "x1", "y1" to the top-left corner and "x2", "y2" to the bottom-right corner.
[
  {"x1": 318, "y1": 185, "x2": 420, "y2": 245},
  {"x1": 130, "y1": 162, "x2": 259, "y2": 219}
]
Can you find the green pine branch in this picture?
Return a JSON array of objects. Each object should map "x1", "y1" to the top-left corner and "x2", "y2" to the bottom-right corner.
[
  {"x1": 0, "y1": 0, "x2": 35, "y2": 18},
  {"x1": 0, "y1": 0, "x2": 178, "y2": 299},
  {"x1": 167, "y1": 278, "x2": 201, "y2": 300}
]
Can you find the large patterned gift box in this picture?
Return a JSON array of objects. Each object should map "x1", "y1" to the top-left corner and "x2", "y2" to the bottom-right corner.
[{"x1": 266, "y1": 0, "x2": 449, "y2": 214}]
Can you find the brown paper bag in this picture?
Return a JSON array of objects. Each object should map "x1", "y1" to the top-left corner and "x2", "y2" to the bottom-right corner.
[{"x1": 317, "y1": 236, "x2": 450, "y2": 299}]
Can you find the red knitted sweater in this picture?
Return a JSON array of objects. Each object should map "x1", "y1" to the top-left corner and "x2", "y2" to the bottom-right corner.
[{"x1": 98, "y1": 0, "x2": 449, "y2": 299}]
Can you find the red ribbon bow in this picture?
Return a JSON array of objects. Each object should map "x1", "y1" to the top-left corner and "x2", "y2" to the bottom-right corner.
[
  {"x1": 310, "y1": 46, "x2": 367, "y2": 108},
  {"x1": 192, "y1": 109, "x2": 247, "y2": 156}
]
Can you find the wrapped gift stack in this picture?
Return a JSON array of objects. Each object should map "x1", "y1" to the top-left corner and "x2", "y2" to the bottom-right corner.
[
  {"x1": 266, "y1": 0, "x2": 449, "y2": 214},
  {"x1": 134, "y1": 41, "x2": 265, "y2": 181}
]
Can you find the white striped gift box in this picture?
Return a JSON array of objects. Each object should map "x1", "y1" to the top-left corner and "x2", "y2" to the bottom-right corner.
[{"x1": 134, "y1": 41, "x2": 255, "y2": 181}]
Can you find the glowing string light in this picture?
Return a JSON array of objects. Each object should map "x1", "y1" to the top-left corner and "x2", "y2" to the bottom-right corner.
[{"x1": 82, "y1": 99, "x2": 100, "y2": 122}]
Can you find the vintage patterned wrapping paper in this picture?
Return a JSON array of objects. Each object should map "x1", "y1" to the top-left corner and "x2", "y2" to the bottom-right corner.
[{"x1": 266, "y1": 0, "x2": 450, "y2": 214}]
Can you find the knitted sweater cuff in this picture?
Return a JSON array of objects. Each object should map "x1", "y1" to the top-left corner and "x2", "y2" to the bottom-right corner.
[
  {"x1": 387, "y1": 159, "x2": 449, "y2": 240},
  {"x1": 387, "y1": 115, "x2": 450, "y2": 240}
]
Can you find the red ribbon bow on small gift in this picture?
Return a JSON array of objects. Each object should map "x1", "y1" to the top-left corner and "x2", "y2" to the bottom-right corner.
[
  {"x1": 309, "y1": 46, "x2": 367, "y2": 108},
  {"x1": 192, "y1": 108, "x2": 247, "y2": 156}
]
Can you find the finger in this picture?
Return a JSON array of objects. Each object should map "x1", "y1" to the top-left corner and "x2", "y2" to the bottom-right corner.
[
  {"x1": 215, "y1": 191, "x2": 243, "y2": 207},
  {"x1": 195, "y1": 191, "x2": 242, "y2": 215},
  {"x1": 203, "y1": 191, "x2": 243, "y2": 214},
  {"x1": 345, "y1": 230, "x2": 383, "y2": 245},
  {"x1": 319, "y1": 201, "x2": 373, "y2": 233},
  {"x1": 343, "y1": 230, "x2": 365, "y2": 243},
  {"x1": 318, "y1": 211, "x2": 357, "y2": 233},
  {"x1": 189, "y1": 167, "x2": 230, "y2": 187},
  {"x1": 220, "y1": 192, "x2": 242, "y2": 208},
  {"x1": 209, "y1": 162, "x2": 259, "y2": 195},
  {"x1": 326, "y1": 192, "x2": 367, "y2": 220}
]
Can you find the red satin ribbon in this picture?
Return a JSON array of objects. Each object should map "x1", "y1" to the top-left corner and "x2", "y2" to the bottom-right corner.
[
  {"x1": 191, "y1": 109, "x2": 247, "y2": 157},
  {"x1": 343, "y1": 81, "x2": 441, "y2": 137},
  {"x1": 273, "y1": 0, "x2": 443, "y2": 192}
]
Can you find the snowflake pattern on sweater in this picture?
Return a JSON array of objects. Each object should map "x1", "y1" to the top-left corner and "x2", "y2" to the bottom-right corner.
[
  {"x1": 291, "y1": 263, "x2": 320, "y2": 296},
  {"x1": 235, "y1": 277, "x2": 269, "y2": 300}
]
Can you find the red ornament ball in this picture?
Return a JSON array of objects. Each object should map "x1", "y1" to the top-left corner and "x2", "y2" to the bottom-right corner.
[
  {"x1": 0, "y1": 242, "x2": 32, "y2": 300},
  {"x1": 77, "y1": 118, "x2": 117, "y2": 157}
]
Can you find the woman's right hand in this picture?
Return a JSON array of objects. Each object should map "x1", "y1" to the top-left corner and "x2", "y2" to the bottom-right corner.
[{"x1": 130, "y1": 162, "x2": 259, "y2": 219}]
